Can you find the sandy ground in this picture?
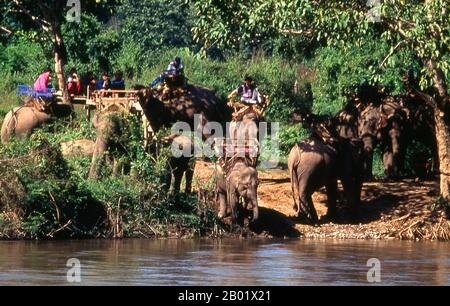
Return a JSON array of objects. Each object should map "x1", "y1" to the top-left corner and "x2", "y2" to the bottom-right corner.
[{"x1": 193, "y1": 160, "x2": 449, "y2": 240}]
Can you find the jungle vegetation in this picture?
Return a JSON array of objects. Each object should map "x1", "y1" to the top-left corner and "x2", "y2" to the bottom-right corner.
[{"x1": 0, "y1": 0, "x2": 448, "y2": 238}]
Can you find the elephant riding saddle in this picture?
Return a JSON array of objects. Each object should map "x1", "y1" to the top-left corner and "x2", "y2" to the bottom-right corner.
[{"x1": 24, "y1": 96, "x2": 54, "y2": 113}]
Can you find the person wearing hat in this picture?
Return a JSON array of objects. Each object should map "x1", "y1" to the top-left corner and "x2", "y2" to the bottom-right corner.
[
  {"x1": 150, "y1": 56, "x2": 184, "y2": 88},
  {"x1": 228, "y1": 76, "x2": 262, "y2": 105}
]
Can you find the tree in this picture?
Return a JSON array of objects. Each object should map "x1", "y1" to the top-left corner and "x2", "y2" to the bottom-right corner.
[
  {"x1": 0, "y1": 0, "x2": 121, "y2": 91},
  {"x1": 190, "y1": 0, "x2": 450, "y2": 199},
  {"x1": 117, "y1": 0, "x2": 193, "y2": 51}
]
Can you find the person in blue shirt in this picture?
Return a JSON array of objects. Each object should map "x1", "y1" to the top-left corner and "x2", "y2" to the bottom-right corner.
[
  {"x1": 150, "y1": 56, "x2": 184, "y2": 88},
  {"x1": 111, "y1": 71, "x2": 125, "y2": 90},
  {"x1": 98, "y1": 72, "x2": 111, "y2": 90}
]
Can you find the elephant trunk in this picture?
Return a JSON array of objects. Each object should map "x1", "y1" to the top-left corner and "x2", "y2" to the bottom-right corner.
[
  {"x1": 248, "y1": 186, "x2": 259, "y2": 222},
  {"x1": 361, "y1": 135, "x2": 375, "y2": 179}
]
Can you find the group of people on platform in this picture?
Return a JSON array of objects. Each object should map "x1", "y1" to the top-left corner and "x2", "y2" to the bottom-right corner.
[
  {"x1": 32, "y1": 56, "x2": 264, "y2": 107},
  {"x1": 33, "y1": 67, "x2": 126, "y2": 97}
]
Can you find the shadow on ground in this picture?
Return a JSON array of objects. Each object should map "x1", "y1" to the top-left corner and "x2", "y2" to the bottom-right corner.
[{"x1": 248, "y1": 207, "x2": 301, "y2": 238}]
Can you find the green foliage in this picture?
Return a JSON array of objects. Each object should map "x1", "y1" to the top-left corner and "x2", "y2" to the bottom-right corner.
[
  {"x1": 0, "y1": 38, "x2": 51, "y2": 112},
  {"x1": 372, "y1": 148, "x2": 385, "y2": 178},
  {"x1": 117, "y1": 0, "x2": 194, "y2": 51},
  {"x1": 190, "y1": 0, "x2": 449, "y2": 95},
  {"x1": 0, "y1": 116, "x2": 219, "y2": 239},
  {"x1": 277, "y1": 124, "x2": 309, "y2": 153}
]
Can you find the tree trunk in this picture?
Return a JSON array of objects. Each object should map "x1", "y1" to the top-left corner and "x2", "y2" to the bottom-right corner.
[
  {"x1": 434, "y1": 113, "x2": 450, "y2": 199},
  {"x1": 53, "y1": 27, "x2": 66, "y2": 92},
  {"x1": 426, "y1": 60, "x2": 450, "y2": 199}
]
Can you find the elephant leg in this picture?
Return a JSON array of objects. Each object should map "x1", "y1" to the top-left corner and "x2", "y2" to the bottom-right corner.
[
  {"x1": 89, "y1": 138, "x2": 107, "y2": 179},
  {"x1": 383, "y1": 151, "x2": 394, "y2": 178},
  {"x1": 184, "y1": 165, "x2": 194, "y2": 194},
  {"x1": 325, "y1": 180, "x2": 338, "y2": 219},
  {"x1": 298, "y1": 187, "x2": 318, "y2": 224},
  {"x1": 217, "y1": 192, "x2": 227, "y2": 219},
  {"x1": 166, "y1": 169, "x2": 173, "y2": 192},
  {"x1": 228, "y1": 189, "x2": 239, "y2": 226},
  {"x1": 251, "y1": 195, "x2": 259, "y2": 222},
  {"x1": 172, "y1": 167, "x2": 183, "y2": 193},
  {"x1": 216, "y1": 175, "x2": 227, "y2": 218}
]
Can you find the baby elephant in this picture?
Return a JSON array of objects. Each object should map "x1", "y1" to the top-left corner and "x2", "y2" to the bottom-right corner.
[
  {"x1": 164, "y1": 134, "x2": 195, "y2": 193},
  {"x1": 288, "y1": 137, "x2": 363, "y2": 224},
  {"x1": 216, "y1": 159, "x2": 259, "y2": 225}
]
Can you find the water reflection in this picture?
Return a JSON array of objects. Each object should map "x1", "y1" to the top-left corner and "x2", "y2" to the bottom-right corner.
[{"x1": 0, "y1": 239, "x2": 448, "y2": 285}]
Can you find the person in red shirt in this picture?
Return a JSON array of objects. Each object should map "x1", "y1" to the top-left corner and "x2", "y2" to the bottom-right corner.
[{"x1": 67, "y1": 67, "x2": 81, "y2": 96}]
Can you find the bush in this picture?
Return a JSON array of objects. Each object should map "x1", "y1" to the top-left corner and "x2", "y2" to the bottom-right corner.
[{"x1": 0, "y1": 117, "x2": 219, "y2": 239}]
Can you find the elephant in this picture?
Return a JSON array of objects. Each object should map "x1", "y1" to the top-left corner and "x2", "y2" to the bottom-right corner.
[
  {"x1": 1, "y1": 100, "x2": 73, "y2": 144},
  {"x1": 357, "y1": 103, "x2": 380, "y2": 179},
  {"x1": 357, "y1": 97, "x2": 409, "y2": 179},
  {"x1": 163, "y1": 134, "x2": 195, "y2": 193},
  {"x1": 334, "y1": 102, "x2": 359, "y2": 139},
  {"x1": 134, "y1": 84, "x2": 226, "y2": 140},
  {"x1": 288, "y1": 136, "x2": 363, "y2": 224},
  {"x1": 88, "y1": 109, "x2": 130, "y2": 178},
  {"x1": 216, "y1": 159, "x2": 259, "y2": 225}
]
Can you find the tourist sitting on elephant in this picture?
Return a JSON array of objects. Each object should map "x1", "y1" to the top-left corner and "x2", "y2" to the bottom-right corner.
[
  {"x1": 33, "y1": 67, "x2": 52, "y2": 93},
  {"x1": 150, "y1": 56, "x2": 184, "y2": 88},
  {"x1": 228, "y1": 76, "x2": 262, "y2": 105},
  {"x1": 67, "y1": 67, "x2": 81, "y2": 96}
]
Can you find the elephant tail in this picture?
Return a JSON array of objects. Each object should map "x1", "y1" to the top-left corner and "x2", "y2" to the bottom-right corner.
[{"x1": 289, "y1": 145, "x2": 301, "y2": 212}]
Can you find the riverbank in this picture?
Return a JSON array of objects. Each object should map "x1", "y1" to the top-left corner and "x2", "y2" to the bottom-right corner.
[
  {"x1": 193, "y1": 161, "x2": 450, "y2": 241},
  {"x1": 1, "y1": 137, "x2": 449, "y2": 241}
]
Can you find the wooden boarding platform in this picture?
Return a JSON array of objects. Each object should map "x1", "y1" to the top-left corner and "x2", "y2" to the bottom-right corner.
[{"x1": 18, "y1": 85, "x2": 154, "y2": 147}]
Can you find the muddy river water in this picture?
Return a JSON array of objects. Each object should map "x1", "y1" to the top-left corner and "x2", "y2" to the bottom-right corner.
[{"x1": 0, "y1": 239, "x2": 448, "y2": 285}]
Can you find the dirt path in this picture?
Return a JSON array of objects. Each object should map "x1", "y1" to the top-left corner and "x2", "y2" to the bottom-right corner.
[{"x1": 193, "y1": 161, "x2": 450, "y2": 240}]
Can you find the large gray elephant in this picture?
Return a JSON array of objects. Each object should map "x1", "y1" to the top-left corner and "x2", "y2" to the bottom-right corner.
[
  {"x1": 163, "y1": 134, "x2": 195, "y2": 193},
  {"x1": 88, "y1": 110, "x2": 130, "y2": 178},
  {"x1": 1, "y1": 101, "x2": 73, "y2": 143},
  {"x1": 288, "y1": 136, "x2": 363, "y2": 224},
  {"x1": 216, "y1": 159, "x2": 259, "y2": 225},
  {"x1": 358, "y1": 98, "x2": 408, "y2": 179},
  {"x1": 133, "y1": 84, "x2": 226, "y2": 140}
]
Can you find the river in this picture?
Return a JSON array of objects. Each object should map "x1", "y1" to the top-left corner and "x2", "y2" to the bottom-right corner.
[{"x1": 0, "y1": 239, "x2": 448, "y2": 285}]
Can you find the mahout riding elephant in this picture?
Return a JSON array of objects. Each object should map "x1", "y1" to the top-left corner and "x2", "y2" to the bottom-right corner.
[
  {"x1": 1, "y1": 99, "x2": 73, "y2": 143},
  {"x1": 216, "y1": 158, "x2": 259, "y2": 225},
  {"x1": 288, "y1": 135, "x2": 363, "y2": 224}
]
